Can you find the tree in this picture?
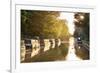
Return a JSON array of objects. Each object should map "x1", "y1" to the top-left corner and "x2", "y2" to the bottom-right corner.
[
  {"x1": 74, "y1": 13, "x2": 90, "y2": 41},
  {"x1": 21, "y1": 10, "x2": 70, "y2": 39}
]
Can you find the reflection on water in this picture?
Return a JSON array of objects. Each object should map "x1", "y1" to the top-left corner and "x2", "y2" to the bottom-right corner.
[
  {"x1": 21, "y1": 37, "x2": 89, "y2": 63},
  {"x1": 75, "y1": 44, "x2": 90, "y2": 60},
  {"x1": 22, "y1": 41, "x2": 69, "y2": 62},
  {"x1": 21, "y1": 39, "x2": 69, "y2": 62},
  {"x1": 66, "y1": 37, "x2": 81, "y2": 61}
]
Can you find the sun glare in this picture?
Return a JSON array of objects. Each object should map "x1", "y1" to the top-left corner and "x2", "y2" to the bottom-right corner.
[
  {"x1": 59, "y1": 12, "x2": 75, "y2": 35},
  {"x1": 59, "y1": 12, "x2": 81, "y2": 61}
]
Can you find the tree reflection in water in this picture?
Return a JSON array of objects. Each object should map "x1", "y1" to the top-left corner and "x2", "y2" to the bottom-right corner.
[
  {"x1": 22, "y1": 37, "x2": 89, "y2": 63},
  {"x1": 23, "y1": 43, "x2": 69, "y2": 62}
]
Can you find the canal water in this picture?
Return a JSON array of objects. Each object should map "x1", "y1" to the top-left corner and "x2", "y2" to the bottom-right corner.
[
  {"x1": 21, "y1": 36, "x2": 89, "y2": 63},
  {"x1": 66, "y1": 37, "x2": 81, "y2": 61},
  {"x1": 22, "y1": 40, "x2": 69, "y2": 62}
]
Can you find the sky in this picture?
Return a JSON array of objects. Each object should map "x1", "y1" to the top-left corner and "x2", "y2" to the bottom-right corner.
[
  {"x1": 58, "y1": 12, "x2": 75, "y2": 35},
  {"x1": 59, "y1": 12, "x2": 81, "y2": 60}
]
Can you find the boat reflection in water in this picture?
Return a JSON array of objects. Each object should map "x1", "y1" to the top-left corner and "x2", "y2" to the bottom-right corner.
[{"x1": 21, "y1": 38, "x2": 69, "y2": 62}]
